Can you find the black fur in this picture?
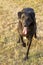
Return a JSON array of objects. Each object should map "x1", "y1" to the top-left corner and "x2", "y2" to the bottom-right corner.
[{"x1": 17, "y1": 8, "x2": 37, "y2": 60}]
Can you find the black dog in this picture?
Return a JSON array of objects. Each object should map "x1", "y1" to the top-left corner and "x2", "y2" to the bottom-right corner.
[{"x1": 17, "y1": 8, "x2": 37, "y2": 60}]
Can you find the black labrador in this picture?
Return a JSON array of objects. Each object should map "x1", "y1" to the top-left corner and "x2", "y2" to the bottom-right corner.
[{"x1": 17, "y1": 8, "x2": 37, "y2": 60}]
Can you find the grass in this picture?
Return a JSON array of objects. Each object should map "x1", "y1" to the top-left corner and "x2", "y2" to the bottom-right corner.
[{"x1": 0, "y1": 0, "x2": 43, "y2": 65}]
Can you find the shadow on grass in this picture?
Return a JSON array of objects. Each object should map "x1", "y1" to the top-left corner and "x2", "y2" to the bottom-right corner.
[
  {"x1": 28, "y1": 52, "x2": 43, "y2": 59},
  {"x1": 37, "y1": 36, "x2": 43, "y2": 40}
]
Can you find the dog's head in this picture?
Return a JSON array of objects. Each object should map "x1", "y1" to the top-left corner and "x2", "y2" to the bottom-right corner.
[{"x1": 18, "y1": 11, "x2": 33, "y2": 35}]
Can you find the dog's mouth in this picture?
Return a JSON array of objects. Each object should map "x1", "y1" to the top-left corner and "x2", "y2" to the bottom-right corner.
[{"x1": 22, "y1": 27, "x2": 28, "y2": 35}]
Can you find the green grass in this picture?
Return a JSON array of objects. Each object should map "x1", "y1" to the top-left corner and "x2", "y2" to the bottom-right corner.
[{"x1": 0, "y1": 0, "x2": 43, "y2": 65}]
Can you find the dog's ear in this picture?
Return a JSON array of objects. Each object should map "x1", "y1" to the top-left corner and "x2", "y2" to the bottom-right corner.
[{"x1": 18, "y1": 12, "x2": 22, "y2": 18}]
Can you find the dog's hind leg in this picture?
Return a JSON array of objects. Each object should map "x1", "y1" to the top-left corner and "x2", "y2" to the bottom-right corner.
[
  {"x1": 34, "y1": 32, "x2": 37, "y2": 38},
  {"x1": 17, "y1": 36, "x2": 20, "y2": 43}
]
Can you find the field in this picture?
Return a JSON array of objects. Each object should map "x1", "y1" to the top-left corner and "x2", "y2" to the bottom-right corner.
[{"x1": 0, "y1": 0, "x2": 43, "y2": 65}]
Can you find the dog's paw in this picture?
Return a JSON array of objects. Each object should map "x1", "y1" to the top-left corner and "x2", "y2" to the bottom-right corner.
[
  {"x1": 23, "y1": 56, "x2": 28, "y2": 61},
  {"x1": 22, "y1": 43, "x2": 26, "y2": 47}
]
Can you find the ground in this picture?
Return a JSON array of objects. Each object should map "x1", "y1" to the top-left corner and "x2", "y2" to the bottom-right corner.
[{"x1": 0, "y1": 0, "x2": 43, "y2": 65}]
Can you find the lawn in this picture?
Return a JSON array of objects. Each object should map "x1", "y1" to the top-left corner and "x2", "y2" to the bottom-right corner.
[{"x1": 0, "y1": 0, "x2": 43, "y2": 65}]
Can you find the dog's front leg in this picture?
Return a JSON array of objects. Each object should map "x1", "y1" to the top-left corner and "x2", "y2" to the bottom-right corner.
[
  {"x1": 24, "y1": 37, "x2": 32, "y2": 60},
  {"x1": 20, "y1": 35, "x2": 26, "y2": 47}
]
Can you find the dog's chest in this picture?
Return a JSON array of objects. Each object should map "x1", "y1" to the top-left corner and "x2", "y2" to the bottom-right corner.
[{"x1": 23, "y1": 37, "x2": 26, "y2": 39}]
